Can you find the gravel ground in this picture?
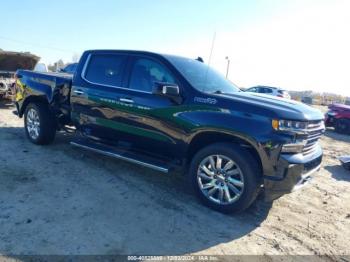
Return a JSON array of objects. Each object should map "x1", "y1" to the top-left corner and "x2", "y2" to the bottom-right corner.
[{"x1": 0, "y1": 100, "x2": 349, "y2": 259}]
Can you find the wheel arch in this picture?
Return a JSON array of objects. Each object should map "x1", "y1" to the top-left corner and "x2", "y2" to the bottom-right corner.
[
  {"x1": 186, "y1": 131, "x2": 264, "y2": 177},
  {"x1": 19, "y1": 95, "x2": 49, "y2": 117}
]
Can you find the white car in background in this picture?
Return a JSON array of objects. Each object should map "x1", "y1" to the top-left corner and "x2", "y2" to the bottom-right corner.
[
  {"x1": 34, "y1": 63, "x2": 49, "y2": 72},
  {"x1": 245, "y1": 86, "x2": 291, "y2": 99}
]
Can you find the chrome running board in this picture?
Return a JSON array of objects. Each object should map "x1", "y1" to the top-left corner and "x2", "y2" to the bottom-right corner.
[{"x1": 70, "y1": 140, "x2": 169, "y2": 173}]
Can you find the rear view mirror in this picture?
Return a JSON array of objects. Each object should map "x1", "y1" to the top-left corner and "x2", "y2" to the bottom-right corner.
[
  {"x1": 161, "y1": 85, "x2": 179, "y2": 96},
  {"x1": 153, "y1": 82, "x2": 182, "y2": 103}
]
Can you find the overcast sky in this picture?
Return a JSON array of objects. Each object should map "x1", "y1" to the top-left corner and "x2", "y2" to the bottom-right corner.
[{"x1": 1, "y1": 0, "x2": 349, "y2": 96}]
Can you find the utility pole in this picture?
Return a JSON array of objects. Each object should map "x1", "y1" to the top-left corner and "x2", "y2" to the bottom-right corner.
[{"x1": 225, "y1": 56, "x2": 230, "y2": 79}]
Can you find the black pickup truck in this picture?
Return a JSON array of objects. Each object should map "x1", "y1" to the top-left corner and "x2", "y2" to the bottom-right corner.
[{"x1": 14, "y1": 50, "x2": 325, "y2": 213}]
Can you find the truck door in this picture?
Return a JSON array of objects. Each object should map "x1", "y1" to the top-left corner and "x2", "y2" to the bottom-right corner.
[
  {"x1": 110, "y1": 56, "x2": 184, "y2": 158},
  {"x1": 70, "y1": 52, "x2": 133, "y2": 143},
  {"x1": 71, "y1": 52, "x2": 185, "y2": 159}
]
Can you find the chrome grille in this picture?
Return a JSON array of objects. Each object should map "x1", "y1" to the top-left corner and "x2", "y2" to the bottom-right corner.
[{"x1": 302, "y1": 120, "x2": 325, "y2": 156}]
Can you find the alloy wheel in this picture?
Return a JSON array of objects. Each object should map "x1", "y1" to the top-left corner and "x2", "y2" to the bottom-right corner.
[
  {"x1": 26, "y1": 108, "x2": 40, "y2": 140},
  {"x1": 197, "y1": 154, "x2": 244, "y2": 205}
]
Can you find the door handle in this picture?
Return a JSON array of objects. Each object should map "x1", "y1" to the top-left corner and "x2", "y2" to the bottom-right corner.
[
  {"x1": 119, "y1": 98, "x2": 134, "y2": 103},
  {"x1": 73, "y1": 90, "x2": 85, "y2": 95}
]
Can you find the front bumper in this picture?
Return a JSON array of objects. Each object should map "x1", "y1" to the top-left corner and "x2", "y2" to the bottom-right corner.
[
  {"x1": 325, "y1": 112, "x2": 337, "y2": 127},
  {"x1": 264, "y1": 145, "x2": 323, "y2": 201}
]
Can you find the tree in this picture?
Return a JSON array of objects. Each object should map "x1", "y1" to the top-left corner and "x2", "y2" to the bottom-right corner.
[
  {"x1": 48, "y1": 59, "x2": 65, "y2": 72},
  {"x1": 72, "y1": 53, "x2": 80, "y2": 63}
]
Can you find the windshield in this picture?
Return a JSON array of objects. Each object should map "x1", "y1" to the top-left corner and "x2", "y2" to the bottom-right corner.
[{"x1": 166, "y1": 55, "x2": 240, "y2": 94}]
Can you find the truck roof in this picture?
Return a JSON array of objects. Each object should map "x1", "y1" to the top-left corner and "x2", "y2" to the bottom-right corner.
[
  {"x1": 84, "y1": 49, "x2": 187, "y2": 61},
  {"x1": 85, "y1": 49, "x2": 163, "y2": 56}
]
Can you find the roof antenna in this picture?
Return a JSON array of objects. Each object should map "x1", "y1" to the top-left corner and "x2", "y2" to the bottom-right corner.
[
  {"x1": 204, "y1": 31, "x2": 216, "y2": 90},
  {"x1": 207, "y1": 31, "x2": 216, "y2": 67}
]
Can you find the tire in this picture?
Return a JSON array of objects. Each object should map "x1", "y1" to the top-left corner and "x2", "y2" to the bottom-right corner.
[
  {"x1": 24, "y1": 103, "x2": 56, "y2": 145},
  {"x1": 189, "y1": 143, "x2": 261, "y2": 214},
  {"x1": 335, "y1": 119, "x2": 350, "y2": 134}
]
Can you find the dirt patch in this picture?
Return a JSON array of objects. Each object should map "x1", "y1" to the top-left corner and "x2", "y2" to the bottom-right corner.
[{"x1": 0, "y1": 100, "x2": 349, "y2": 257}]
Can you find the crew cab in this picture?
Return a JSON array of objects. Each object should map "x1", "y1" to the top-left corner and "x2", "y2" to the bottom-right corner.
[
  {"x1": 325, "y1": 103, "x2": 350, "y2": 134},
  {"x1": 14, "y1": 50, "x2": 325, "y2": 213}
]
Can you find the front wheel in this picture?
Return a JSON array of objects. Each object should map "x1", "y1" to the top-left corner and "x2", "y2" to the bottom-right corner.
[
  {"x1": 189, "y1": 143, "x2": 261, "y2": 213},
  {"x1": 24, "y1": 103, "x2": 56, "y2": 145}
]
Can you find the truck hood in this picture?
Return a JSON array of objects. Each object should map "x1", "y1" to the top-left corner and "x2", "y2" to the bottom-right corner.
[
  {"x1": 0, "y1": 51, "x2": 40, "y2": 72},
  {"x1": 220, "y1": 92, "x2": 324, "y2": 121},
  {"x1": 329, "y1": 103, "x2": 350, "y2": 112}
]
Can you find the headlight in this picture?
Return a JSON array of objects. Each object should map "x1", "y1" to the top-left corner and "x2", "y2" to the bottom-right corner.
[
  {"x1": 327, "y1": 111, "x2": 337, "y2": 116},
  {"x1": 272, "y1": 119, "x2": 308, "y2": 132}
]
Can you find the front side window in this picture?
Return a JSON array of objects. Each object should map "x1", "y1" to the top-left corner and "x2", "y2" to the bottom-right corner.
[
  {"x1": 85, "y1": 54, "x2": 127, "y2": 87},
  {"x1": 129, "y1": 58, "x2": 176, "y2": 92},
  {"x1": 247, "y1": 87, "x2": 257, "y2": 92},
  {"x1": 166, "y1": 55, "x2": 240, "y2": 94}
]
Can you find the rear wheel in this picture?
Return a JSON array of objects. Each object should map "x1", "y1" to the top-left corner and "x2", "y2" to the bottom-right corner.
[
  {"x1": 189, "y1": 143, "x2": 260, "y2": 213},
  {"x1": 335, "y1": 119, "x2": 350, "y2": 134},
  {"x1": 24, "y1": 103, "x2": 56, "y2": 145}
]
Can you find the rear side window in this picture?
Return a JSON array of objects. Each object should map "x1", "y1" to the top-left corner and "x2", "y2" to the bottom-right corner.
[{"x1": 84, "y1": 54, "x2": 127, "y2": 87}]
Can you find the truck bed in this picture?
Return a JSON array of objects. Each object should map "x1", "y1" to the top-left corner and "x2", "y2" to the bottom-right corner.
[
  {"x1": 15, "y1": 70, "x2": 73, "y2": 121},
  {"x1": 17, "y1": 69, "x2": 73, "y2": 82}
]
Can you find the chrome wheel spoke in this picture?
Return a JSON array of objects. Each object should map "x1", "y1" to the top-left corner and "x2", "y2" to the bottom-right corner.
[
  {"x1": 223, "y1": 160, "x2": 234, "y2": 171},
  {"x1": 216, "y1": 155, "x2": 222, "y2": 169},
  {"x1": 224, "y1": 186, "x2": 231, "y2": 202},
  {"x1": 227, "y1": 168, "x2": 240, "y2": 176},
  {"x1": 228, "y1": 183, "x2": 241, "y2": 196},
  {"x1": 200, "y1": 165, "x2": 214, "y2": 176},
  {"x1": 202, "y1": 181, "x2": 216, "y2": 190},
  {"x1": 208, "y1": 156, "x2": 216, "y2": 170},
  {"x1": 199, "y1": 172, "x2": 212, "y2": 180},
  {"x1": 218, "y1": 188, "x2": 224, "y2": 202},
  {"x1": 228, "y1": 177, "x2": 244, "y2": 187}
]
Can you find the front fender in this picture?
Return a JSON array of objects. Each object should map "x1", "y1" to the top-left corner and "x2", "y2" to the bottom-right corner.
[{"x1": 180, "y1": 109, "x2": 290, "y2": 177}]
